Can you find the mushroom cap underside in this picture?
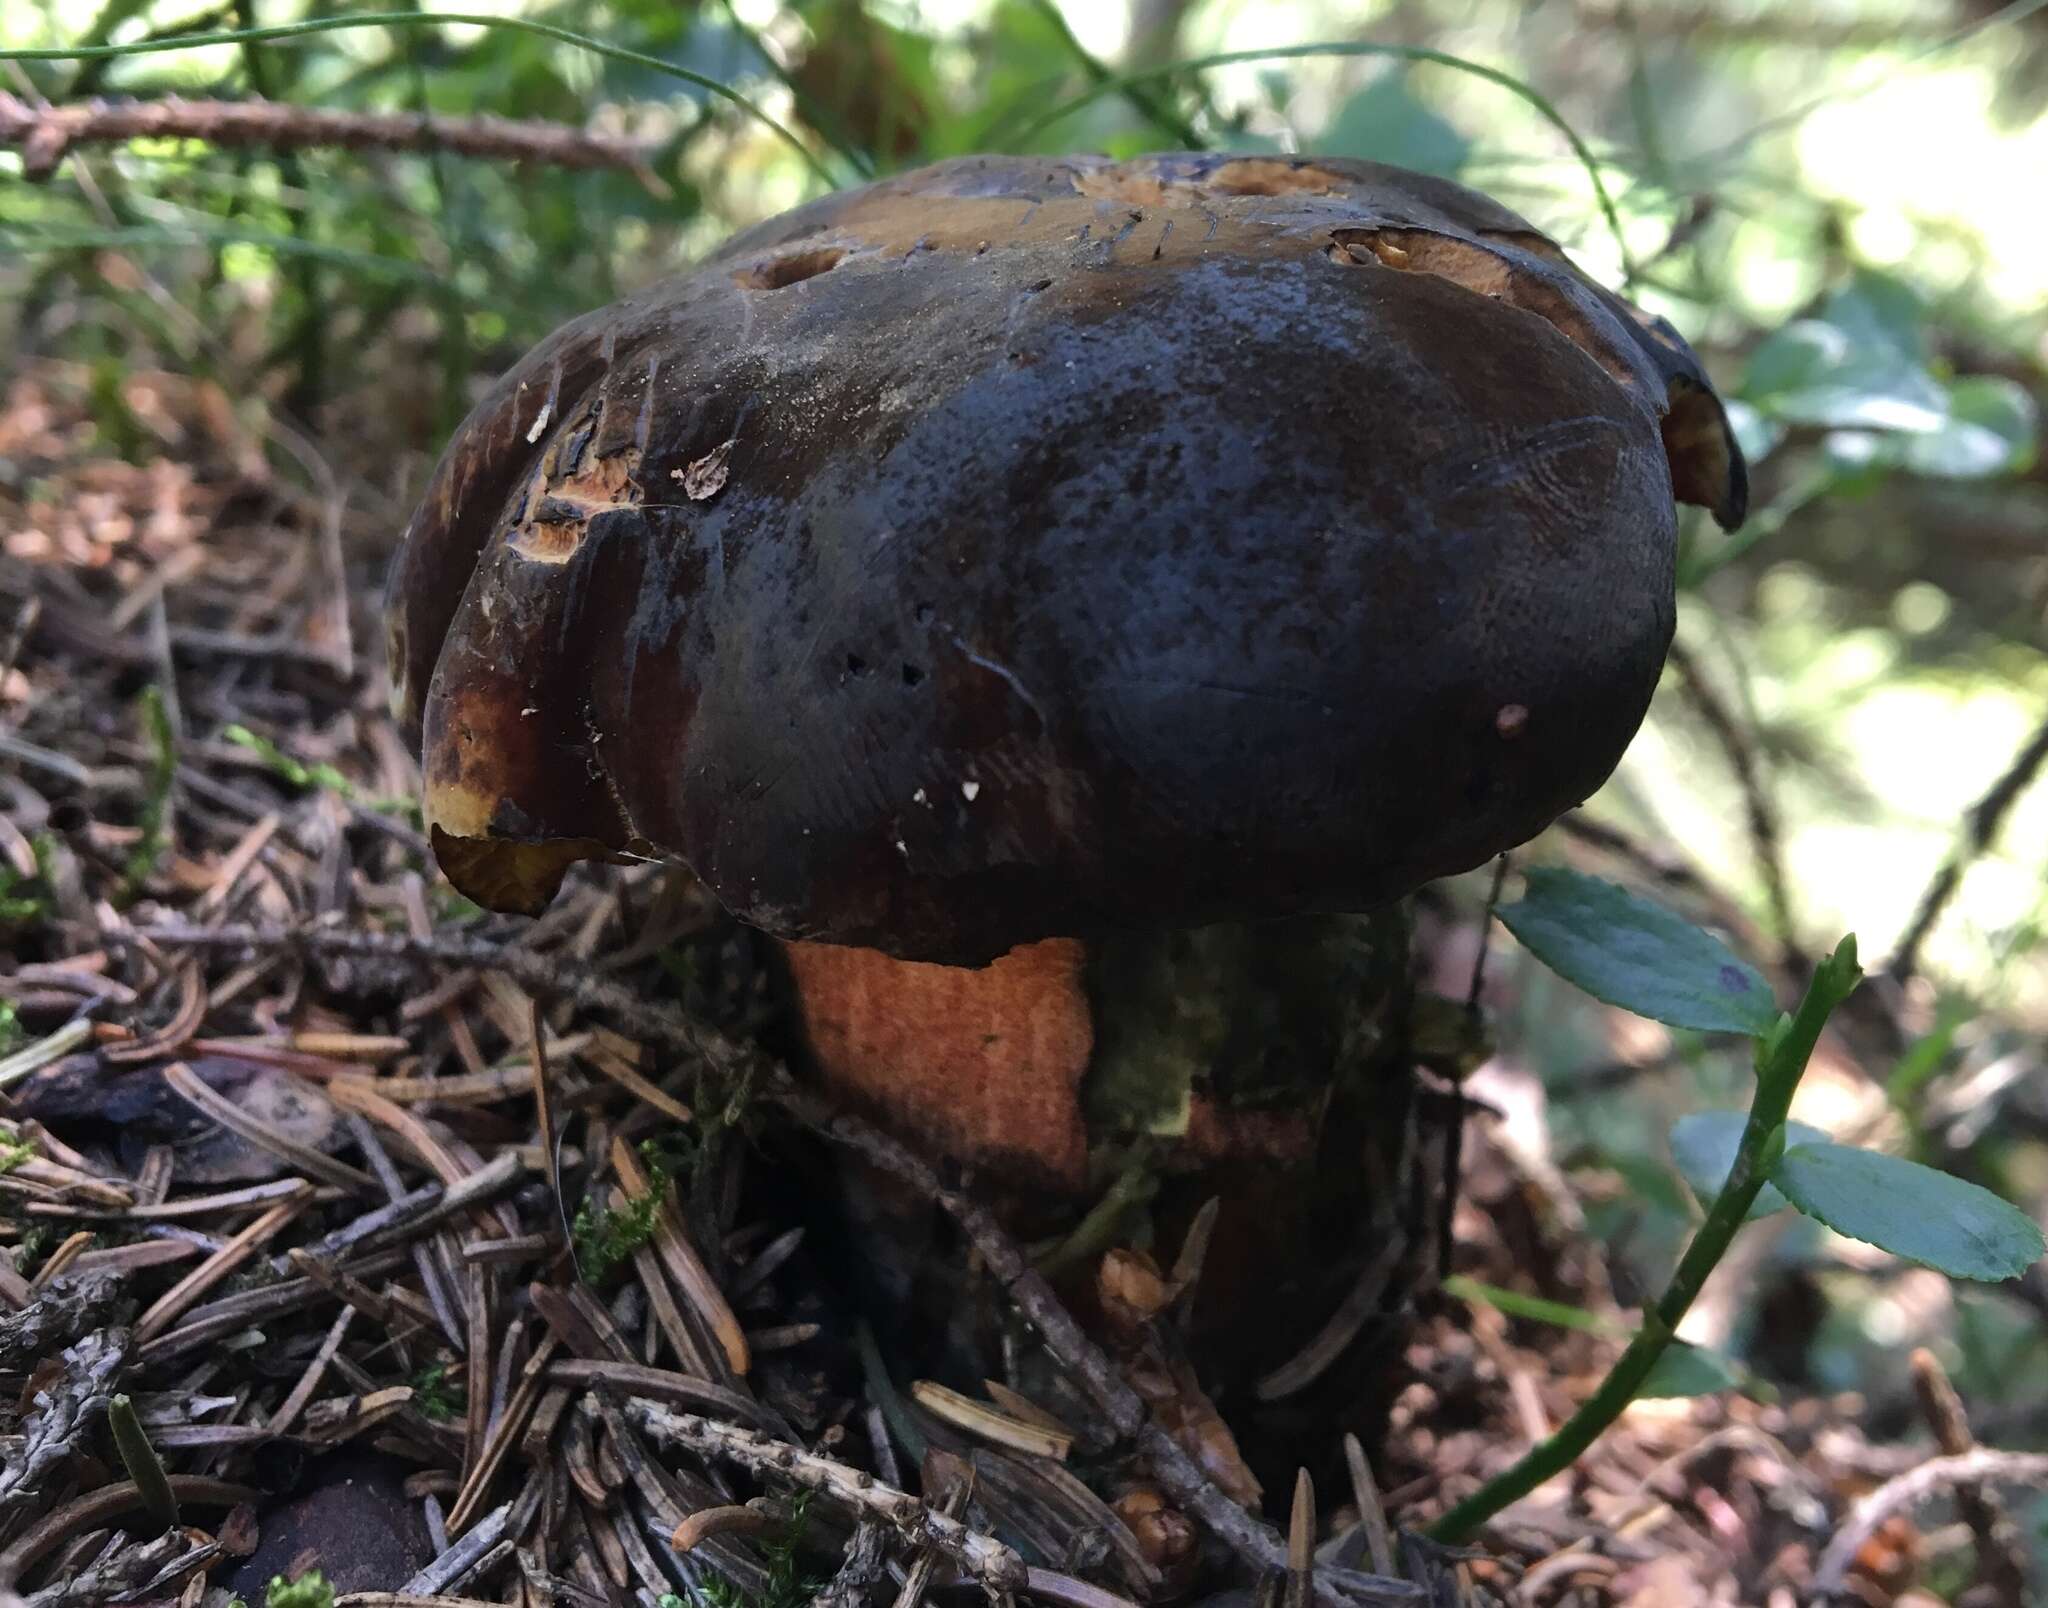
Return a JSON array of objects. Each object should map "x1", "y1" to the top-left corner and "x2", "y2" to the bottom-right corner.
[{"x1": 388, "y1": 152, "x2": 1746, "y2": 965}]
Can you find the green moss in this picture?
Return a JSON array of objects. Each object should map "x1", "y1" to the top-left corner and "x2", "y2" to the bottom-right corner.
[
  {"x1": 0, "y1": 1131, "x2": 35, "y2": 1176},
  {"x1": 0, "y1": 867, "x2": 44, "y2": 926},
  {"x1": 690, "y1": 1496, "x2": 822, "y2": 1608},
  {"x1": 265, "y1": 1573, "x2": 335, "y2": 1608},
  {"x1": 121, "y1": 685, "x2": 177, "y2": 894},
  {"x1": 222, "y1": 723, "x2": 421, "y2": 821},
  {"x1": 1081, "y1": 910, "x2": 1405, "y2": 1138},
  {"x1": 410, "y1": 1359, "x2": 464, "y2": 1421},
  {"x1": 572, "y1": 1132, "x2": 697, "y2": 1283}
]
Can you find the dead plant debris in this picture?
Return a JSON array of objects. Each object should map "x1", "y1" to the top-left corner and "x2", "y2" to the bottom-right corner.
[{"x1": 0, "y1": 357, "x2": 2039, "y2": 1608}]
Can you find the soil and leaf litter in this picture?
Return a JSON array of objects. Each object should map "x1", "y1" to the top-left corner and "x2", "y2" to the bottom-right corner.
[{"x1": 1, "y1": 136, "x2": 2045, "y2": 1608}]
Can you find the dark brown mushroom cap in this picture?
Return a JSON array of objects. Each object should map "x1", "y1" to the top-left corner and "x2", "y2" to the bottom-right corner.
[{"x1": 387, "y1": 153, "x2": 1746, "y2": 965}]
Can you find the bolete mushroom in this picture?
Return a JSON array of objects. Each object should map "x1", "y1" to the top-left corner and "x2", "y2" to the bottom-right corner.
[{"x1": 387, "y1": 152, "x2": 1744, "y2": 1218}]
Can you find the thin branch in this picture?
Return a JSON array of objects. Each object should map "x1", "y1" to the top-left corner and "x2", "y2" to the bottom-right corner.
[
  {"x1": 1812, "y1": 1450, "x2": 2048, "y2": 1599},
  {"x1": 629, "y1": 1402, "x2": 1028, "y2": 1592},
  {"x1": 0, "y1": 91, "x2": 664, "y2": 185},
  {"x1": 0, "y1": 13, "x2": 835, "y2": 188},
  {"x1": 1666, "y1": 638, "x2": 1800, "y2": 965},
  {"x1": 1887, "y1": 706, "x2": 2048, "y2": 983},
  {"x1": 1908, "y1": 1348, "x2": 2029, "y2": 1606},
  {"x1": 120, "y1": 921, "x2": 715, "y2": 1061}
]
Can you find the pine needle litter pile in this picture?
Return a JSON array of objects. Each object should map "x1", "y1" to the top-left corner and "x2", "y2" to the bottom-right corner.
[{"x1": 0, "y1": 359, "x2": 2036, "y2": 1608}]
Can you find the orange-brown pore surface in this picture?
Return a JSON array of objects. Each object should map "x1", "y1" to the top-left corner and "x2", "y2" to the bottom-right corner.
[
  {"x1": 781, "y1": 931, "x2": 1333, "y2": 1196},
  {"x1": 782, "y1": 936, "x2": 1097, "y2": 1191}
]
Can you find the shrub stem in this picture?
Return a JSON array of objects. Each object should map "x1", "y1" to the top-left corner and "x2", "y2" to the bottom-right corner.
[{"x1": 1428, "y1": 936, "x2": 1860, "y2": 1543}]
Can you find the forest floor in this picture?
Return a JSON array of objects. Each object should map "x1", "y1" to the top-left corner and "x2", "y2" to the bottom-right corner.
[{"x1": 0, "y1": 358, "x2": 2030, "y2": 1608}]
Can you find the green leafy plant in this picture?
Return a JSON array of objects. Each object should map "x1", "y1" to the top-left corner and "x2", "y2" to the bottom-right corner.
[
  {"x1": 264, "y1": 1573, "x2": 336, "y2": 1608},
  {"x1": 222, "y1": 724, "x2": 421, "y2": 821},
  {"x1": 0, "y1": 1129, "x2": 37, "y2": 1176},
  {"x1": 410, "y1": 1358, "x2": 465, "y2": 1421},
  {"x1": 572, "y1": 1131, "x2": 695, "y2": 1283},
  {"x1": 691, "y1": 1495, "x2": 822, "y2": 1608},
  {"x1": 1686, "y1": 268, "x2": 2041, "y2": 585},
  {"x1": 1738, "y1": 271, "x2": 2036, "y2": 479},
  {"x1": 121, "y1": 685, "x2": 177, "y2": 894},
  {"x1": 1430, "y1": 869, "x2": 2043, "y2": 1543}
]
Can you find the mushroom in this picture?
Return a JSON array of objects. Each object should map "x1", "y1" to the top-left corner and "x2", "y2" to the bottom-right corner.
[{"x1": 387, "y1": 152, "x2": 1745, "y2": 1210}]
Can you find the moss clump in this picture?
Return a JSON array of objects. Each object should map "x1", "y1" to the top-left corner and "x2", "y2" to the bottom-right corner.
[
  {"x1": 572, "y1": 1132, "x2": 695, "y2": 1283},
  {"x1": 264, "y1": 1574, "x2": 336, "y2": 1608}
]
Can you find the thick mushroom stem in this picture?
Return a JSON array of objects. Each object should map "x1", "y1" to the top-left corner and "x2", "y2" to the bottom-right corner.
[
  {"x1": 780, "y1": 911, "x2": 1424, "y2": 1490},
  {"x1": 783, "y1": 916, "x2": 1408, "y2": 1200},
  {"x1": 780, "y1": 914, "x2": 1411, "y2": 1244}
]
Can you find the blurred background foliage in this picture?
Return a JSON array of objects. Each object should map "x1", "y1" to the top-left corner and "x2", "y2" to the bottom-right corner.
[{"x1": 5, "y1": 0, "x2": 2048, "y2": 1548}]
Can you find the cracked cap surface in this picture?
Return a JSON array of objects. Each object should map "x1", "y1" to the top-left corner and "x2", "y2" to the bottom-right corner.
[{"x1": 387, "y1": 152, "x2": 1746, "y2": 964}]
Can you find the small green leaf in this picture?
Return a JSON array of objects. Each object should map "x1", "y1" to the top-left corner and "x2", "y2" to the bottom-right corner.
[
  {"x1": 1639, "y1": 1341, "x2": 1740, "y2": 1399},
  {"x1": 1742, "y1": 322, "x2": 1943, "y2": 431},
  {"x1": 1772, "y1": 1143, "x2": 2045, "y2": 1282},
  {"x1": 265, "y1": 1574, "x2": 335, "y2": 1608},
  {"x1": 1498, "y1": 868, "x2": 1778, "y2": 1036},
  {"x1": 1670, "y1": 1112, "x2": 1830, "y2": 1220},
  {"x1": 1902, "y1": 376, "x2": 2038, "y2": 479},
  {"x1": 1720, "y1": 398, "x2": 1781, "y2": 466},
  {"x1": 1821, "y1": 269, "x2": 1927, "y2": 360},
  {"x1": 1319, "y1": 69, "x2": 1470, "y2": 176},
  {"x1": 1742, "y1": 274, "x2": 1946, "y2": 437}
]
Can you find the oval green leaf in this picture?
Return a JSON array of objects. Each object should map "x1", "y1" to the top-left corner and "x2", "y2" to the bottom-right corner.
[
  {"x1": 1902, "y1": 376, "x2": 2039, "y2": 479},
  {"x1": 1498, "y1": 868, "x2": 1778, "y2": 1036},
  {"x1": 1670, "y1": 1112, "x2": 1830, "y2": 1220},
  {"x1": 1772, "y1": 1142, "x2": 2045, "y2": 1282},
  {"x1": 1639, "y1": 1341, "x2": 1740, "y2": 1399}
]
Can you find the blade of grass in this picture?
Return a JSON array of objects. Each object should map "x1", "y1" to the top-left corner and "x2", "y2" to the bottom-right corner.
[
  {"x1": 713, "y1": 0, "x2": 876, "y2": 179},
  {"x1": 1441, "y1": 1275, "x2": 1625, "y2": 1338},
  {"x1": 5, "y1": 222, "x2": 480, "y2": 290},
  {"x1": 1017, "y1": 0, "x2": 1203, "y2": 149}
]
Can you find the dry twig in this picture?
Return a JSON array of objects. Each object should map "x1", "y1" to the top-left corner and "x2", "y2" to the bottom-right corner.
[
  {"x1": 1908, "y1": 1348, "x2": 2029, "y2": 1606},
  {"x1": 1666, "y1": 638, "x2": 1799, "y2": 963},
  {"x1": 0, "y1": 92, "x2": 663, "y2": 184},
  {"x1": 1887, "y1": 705, "x2": 2048, "y2": 982},
  {"x1": 1812, "y1": 1449, "x2": 2048, "y2": 1598}
]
